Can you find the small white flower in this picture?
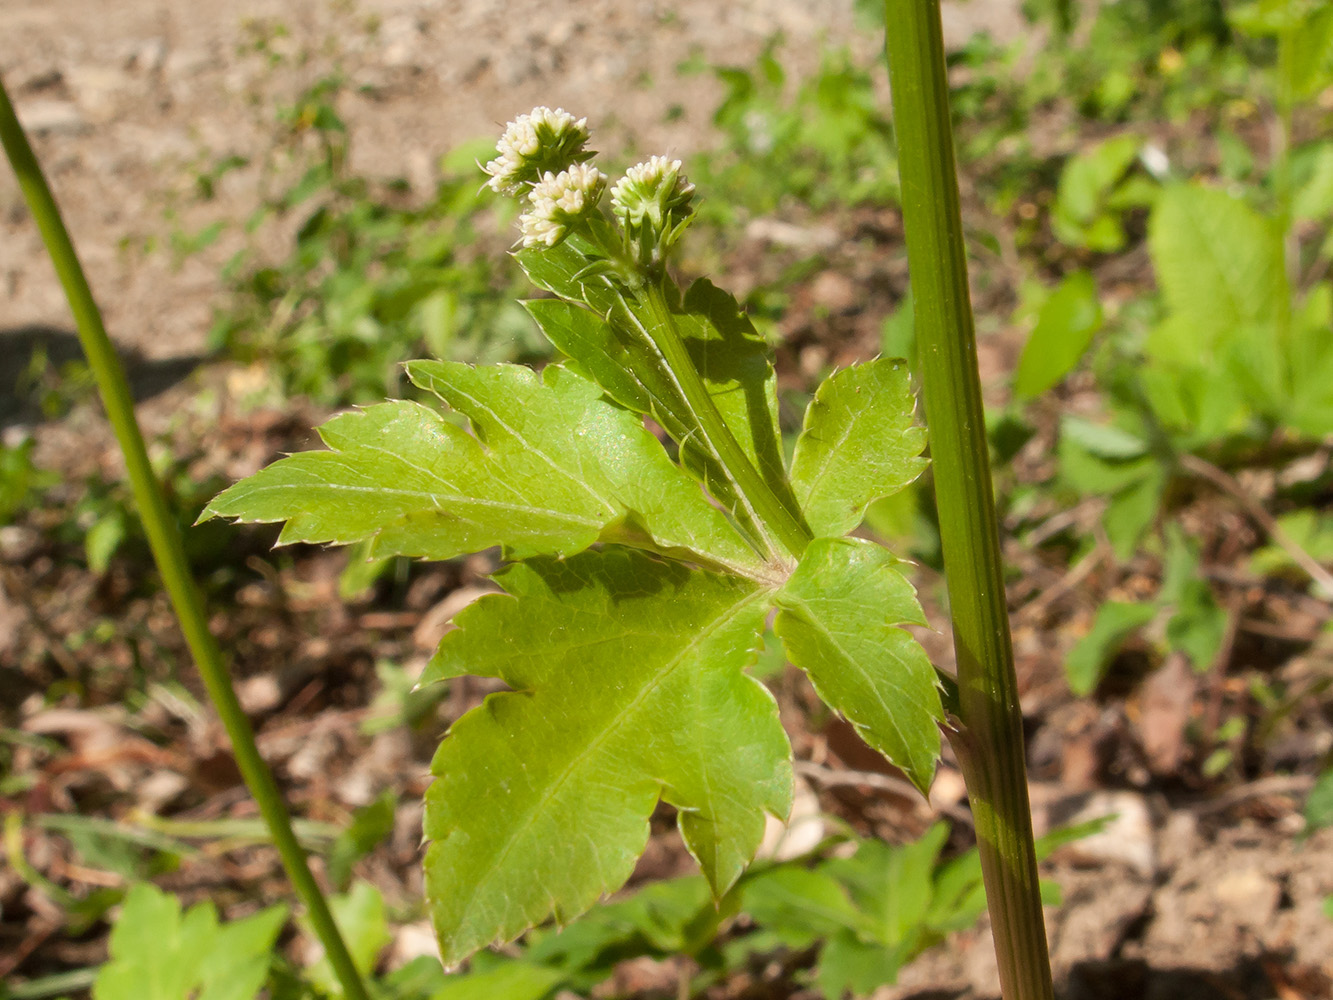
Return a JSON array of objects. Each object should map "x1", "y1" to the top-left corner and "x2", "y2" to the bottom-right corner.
[
  {"x1": 482, "y1": 106, "x2": 592, "y2": 196},
  {"x1": 610, "y1": 155, "x2": 696, "y2": 231},
  {"x1": 518, "y1": 164, "x2": 606, "y2": 247}
]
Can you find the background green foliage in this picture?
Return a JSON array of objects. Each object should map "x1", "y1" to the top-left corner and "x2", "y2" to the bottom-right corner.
[{"x1": 6, "y1": 0, "x2": 1333, "y2": 997}]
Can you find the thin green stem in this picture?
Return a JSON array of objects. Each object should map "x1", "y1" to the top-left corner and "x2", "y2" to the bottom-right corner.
[
  {"x1": 638, "y1": 280, "x2": 810, "y2": 562},
  {"x1": 4, "y1": 966, "x2": 101, "y2": 1000},
  {"x1": 1273, "y1": 25, "x2": 1297, "y2": 377},
  {"x1": 881, "y1": 4, "x2": 1053, "y2": 999},
  {"x1": 0, "y1": 78, "x2": 371, "y2": 1000}
]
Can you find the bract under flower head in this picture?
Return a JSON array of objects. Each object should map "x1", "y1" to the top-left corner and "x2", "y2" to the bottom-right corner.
[
  {"x1": 610, "y1": 156, "x2": 697, "y2": 232},
  {"x1": 518, "y1": 164, "x2": 607, "y2": 248},
  {"x1": 483, "y1": 107, "x2": 593, "y2": 196}
]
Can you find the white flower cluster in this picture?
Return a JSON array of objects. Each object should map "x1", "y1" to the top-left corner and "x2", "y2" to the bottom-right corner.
[
  {"x1": 483, "y1": 106, "x2": 591, "y2": 196},
  {"x1": 518, "y1": 163, "x2": 607, "y2": 248},
  {"x1": 610, "y1": 156, "x2": 696, "y2": 234}
]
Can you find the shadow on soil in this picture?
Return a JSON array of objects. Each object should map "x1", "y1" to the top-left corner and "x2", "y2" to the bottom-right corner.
[
  {"x1": 1, "y1": 324, "x2": 205, "y2": 429},
  {"x1": 895, "y1": 956, "x2": 1290, "y2": 1000},
  {"x1": 1061, "y1": 956, "x2": 1292, "y2": 1000}
]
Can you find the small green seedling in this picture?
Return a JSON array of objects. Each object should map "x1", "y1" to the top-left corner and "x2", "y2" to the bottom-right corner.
[{"x1": 92, "y1": 883, "x2": 286, "y2": 1000}]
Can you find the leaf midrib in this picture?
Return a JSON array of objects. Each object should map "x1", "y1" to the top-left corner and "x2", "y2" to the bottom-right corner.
[
  {"x1": 423, "y1": 374, "x2": 619, "y2": 520},
  {"x1": 214, "y1": 481, "x2": 606, "y2": 529}
]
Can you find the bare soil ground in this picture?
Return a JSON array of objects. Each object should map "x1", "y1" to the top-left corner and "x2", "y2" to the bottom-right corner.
[{"x1": 3, "y1": 3, "x2": 1333, "y2": 999}]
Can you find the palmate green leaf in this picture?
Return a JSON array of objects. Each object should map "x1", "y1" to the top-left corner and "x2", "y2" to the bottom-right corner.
[
  {"x1": 420, "y1": 547, "x2": 791, "y2": 965},
  {"x1": 94, "y1": 883, "x2": 286, "y2": 1000},
  {"x1": 202, "y1": 361, "x2": 758, "y2": 575},
  {"x1": 790, "y1": 359, "x2": 927, "y2": 538},
  {"x1": 519, "y1": 242, "x2": 798, "y2": 550},
  {"x1": 775, "y1": 537, "x2": 943, "y2": 792}
]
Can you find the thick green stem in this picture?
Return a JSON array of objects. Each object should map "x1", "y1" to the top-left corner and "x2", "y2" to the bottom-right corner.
[
  {"x1": 0, "y1": 79, "x2": 371, "y2": 1000},
  {"x1": 638, "y1": 280, "x2": 810, "y2": 562},
  {"x1": 881, "y1": 5, "x2": 1054, "y2": 999}
]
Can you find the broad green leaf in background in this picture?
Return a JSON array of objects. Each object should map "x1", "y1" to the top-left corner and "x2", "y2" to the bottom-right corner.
[
  {"x1": 202, "y1": 362, "x2": 758, "y2": 575},
  {"x1": 1059, "y1": 415, "x2": 1148, "y2": 461},
  {"x1": 1103, "y1": 469, "x2": 1166, "y2": 561},
  {"x1": 522, "y1": 873, "x2": 722, "y2": 976},
  {"x1": 790, "y1": 359, "x2": 927, "y2": 537},
  {"x1": 1287, "y1": 284, "x2": 1333, "y2": 438},
  {"x1": 431, "y1": 961, "x2": 565, "y2": 1000},
  {"x1": 1294, "y1": 144, "x2": 1333, "y2": 222},
  {"x1": 1232, "y1": 0, "x2": 1333, "y2": 97},
  {"x1": 1052, "y1": 134, "x2": 1142, "y2": 251},
  {"x1": 1166, "y1": 579, "x2": 1227, "y2": 672},
  {"x1": 1065, "y1": 601, "x2": 1157, "y2": 695},
  {"x1": 1251, "y1": 509, "x2": 1333, "y2": 582},
  {"x1": 1290, "y1": 5, "x2": 1333, "y2": 98},
  {"x1": 816, "y1": 824, "x2": 951, "y2": 996},
  {"x1": 1013, "y1": 272, "x2": 1105, "y2": 400},
  {"x1": 775, "y1": 537, "x2": 943, "y2": 792},
  {"x1": 1056, "y1": 416, "x2": 1164, "y2": 559},
  {"x1": 1307, "y1": 768, "x2": 1333, "y2": 831},
  {"x1": 1146, "y1": 184, "x2": 1287, "y2": 365},
  {"x1": 304, "y1": 882, "x2": 392, "y2": 998},
  {"x1": 85, "y1": 509, "x2": 127, "y2": 575},
  {"x1": 817, "y1": 930, "x2": 919, "y2": 1000},
  {"x1": 420, "y1": 548, "x2": 791, "y2": 964},
  {"x1": 1137, "y1": 363, "x2": 1250, "y2": 445},
  {"x1": 327, "y1": 791, "x2": 397, "y2": 890},
  {"x1": 880, "y1": 286, "x2": 916, "y2": 363},
  {"x1": 1056, "y1": 439, "x2": 1156, "y2": 497},
  {"x1": 825, "y1": 823, "x2": 949, "y2": 948},
  {"x1": 197, "y1": 904, "x2": 292, "y2": 1000},
  {"x1": 94, "y1": 883, "x2": 286, "y2": 1000},
  {"x1": 740, "y1": 866, "x2": 863, "y2": 946}
]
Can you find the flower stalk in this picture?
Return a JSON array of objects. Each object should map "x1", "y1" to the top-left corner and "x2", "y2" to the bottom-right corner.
[
  {"x1": 0, "y1": 77, "x2": 371, "y2": 1000},
  {"x1": 486, "y1": 111, "x2": 810, "y2": 565},
  {"x1": 633, "y1": 279, "x2": 810, "y2": 562},
  {"x1": 881, "y1": 2, "x2": 1055, "y2": 997}
]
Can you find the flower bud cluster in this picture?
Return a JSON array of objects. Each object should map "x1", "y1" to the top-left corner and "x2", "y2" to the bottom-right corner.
[
  {"x1": 483, "y1": 107, "x2": 592, "y2": 196},
  {"x1": 483, "y1": 108, "x2": 697, "y2": 257}
]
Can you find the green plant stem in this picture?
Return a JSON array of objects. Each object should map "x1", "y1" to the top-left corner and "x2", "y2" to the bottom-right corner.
[
  {"x1": 3, "y1": 966, "x2": 100, "y2": 1000},
  {"x1": 638, "y1": 279, "x2": 810, "y2": 562},
  {"x1": 0, "y1": 78, "x2": 371, "y2": 1000},
  {"x1": 881, "y1": 5, "x2": 1054, "y2": 999},
  {"x1": 1274, "y1": 25, "x2": 1297, "y2": 359}
]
